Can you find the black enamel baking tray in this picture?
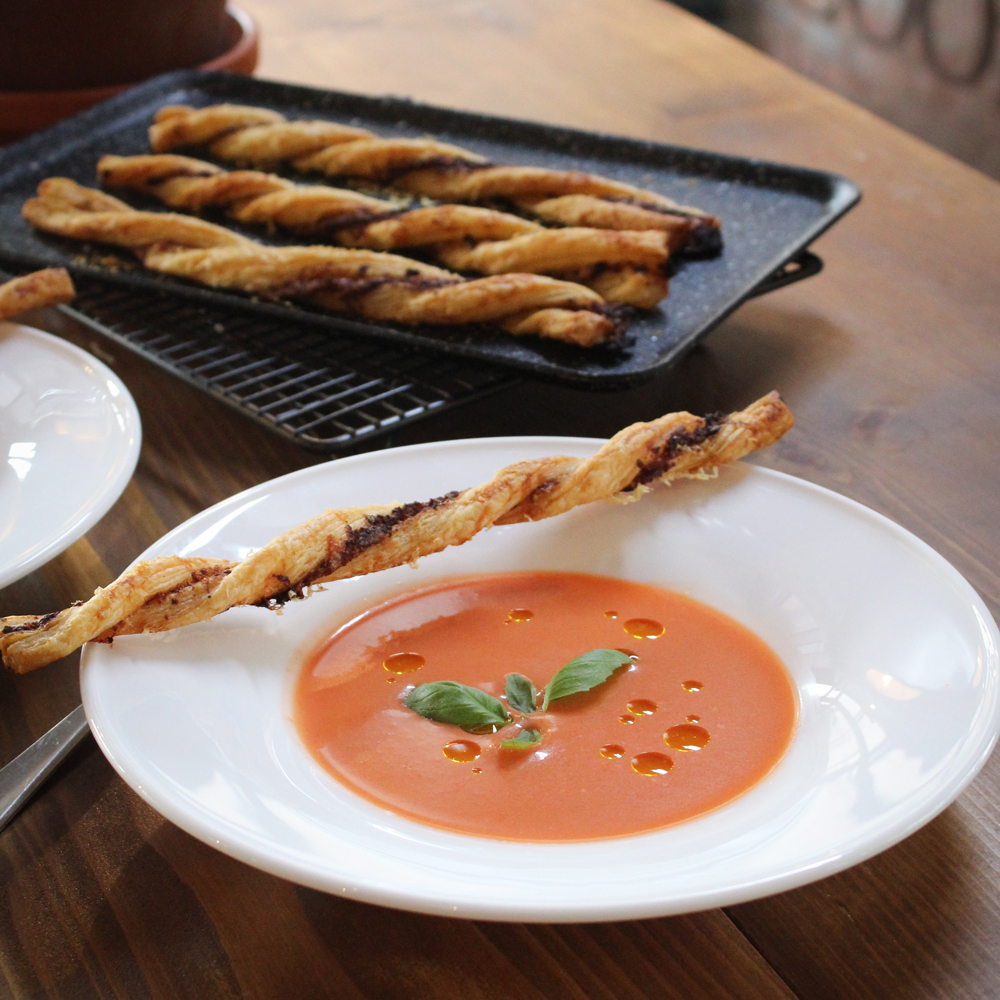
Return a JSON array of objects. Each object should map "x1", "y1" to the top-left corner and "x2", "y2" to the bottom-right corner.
[{"x1": 0, "y1": 70, "x2": 860, "y2": 388}]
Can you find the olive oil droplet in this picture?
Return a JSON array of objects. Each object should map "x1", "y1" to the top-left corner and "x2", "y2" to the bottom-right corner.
[
  {"x1": 619, "y1": 714, "x2": 635, "y2": 725},
  {"x1": 385, "y1": 677, "x2": 396, "y2": 684},
  {"x1": 686, "y1": 715, "x2": 700, "y2": 723},
  {"x1": 604, "y1": 610, "x2": 618, "y2": 619},
  {"x1": 443, "y1": 741, "x2": 481, "y2": 763},
  {"x1": 600, "y1": 744, "x2": 625, "y2": 759},
  {"x1": 471, "y1": 768, "x2": 482, "y2": 774},
  {"x1": 507, "y1": 608, "x2": 534, "y2": 622},
  {"x1": 623, "y1": 618, "x2": 665, "y2": 639},
  {"x1": 682, "y1": 680, "x2": 703, "y2": 692},
  {"x1": 383, "y1": 652, "x2": 424, "y2": 674},
  {"x1": 664, "y1": 724, "x2": 711, "y2": 752},
  {"x1": 631, "y1": 751, "x2": 674, "y2": 776},
  {"x1": 627, "y1": 699, "x2": 657, "y2": 716},
  {"x1": 616, "y1": 648, "x2": 640, "y2": 661}
]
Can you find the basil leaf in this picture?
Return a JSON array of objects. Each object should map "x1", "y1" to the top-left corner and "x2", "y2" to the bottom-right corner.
[
  {"x1": 404, "y1": 681, "x2": 511, "y2": 728},
  {"x1": 505, "y1": 673, "x2": 537, "y2": 714},
  {"x1": 500, "y1": 728, "x2": 543, "y2": 750},
  {"x1": 542, "y1": 649, "x2": 631, "y2": 711}
]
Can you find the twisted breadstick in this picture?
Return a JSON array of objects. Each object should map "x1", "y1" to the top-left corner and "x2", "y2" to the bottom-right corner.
[
  {"x1": 97, "y1": 154, "x2": 672, "y2": 308},
  {"x1": 148, "y1": 104, "x2": 721, "y2": 254},
  {"x1": 0, "y1": 268, "x2": 75, "y2": 320},
  {"x1": 22, "y1": 179, "x2": 622, "y2": 346},
  {"x1": 0, "y1": 393, "x2": 792, "y2": 673}
]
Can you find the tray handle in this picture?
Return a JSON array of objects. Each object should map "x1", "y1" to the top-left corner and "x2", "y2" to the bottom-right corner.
[{"x1": 746, "y1": 249, "x2": 823, "y2": 299}]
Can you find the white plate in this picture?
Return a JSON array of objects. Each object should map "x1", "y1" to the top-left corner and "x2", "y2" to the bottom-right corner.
[
  {"x1": 80, "y1": 438, "x2": 1000, "y2": 922},
  {"x1": 0, "y1": 322, "x2": 141, "y2": 589}
]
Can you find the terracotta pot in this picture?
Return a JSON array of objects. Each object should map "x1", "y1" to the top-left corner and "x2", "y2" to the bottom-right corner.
[{"x1": 0, "y1": 3, "x2": 258, "y2": 145}]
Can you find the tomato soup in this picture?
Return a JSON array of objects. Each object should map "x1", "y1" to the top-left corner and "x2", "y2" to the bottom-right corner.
[{"x1": 294, "y1": 572, "x2": 797, "y2": 841}]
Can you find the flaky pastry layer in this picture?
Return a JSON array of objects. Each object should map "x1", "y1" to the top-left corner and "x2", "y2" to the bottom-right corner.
[
  {"x1": 97, "y1": 154, "x2": 672, "y2": 308},
  {"x1": 22, "y1": 178, "x2": 620, "y2": 346},
  {"x1": 0, "y1": 268, "x2": 75, "y2": 320},
  {"x1": 147, "y1": 104, "x2": 721, "y2": 253},
  {"x1": 0, "y1": 393, "x2": 793, "y2": 673}
]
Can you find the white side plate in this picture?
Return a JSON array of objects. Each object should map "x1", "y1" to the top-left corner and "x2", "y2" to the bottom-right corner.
[
  {"x1": 81, "y1": 439, "x2": 1000, "y2": 922},
  {"x1": 0, "y1": 323, "x2": 141, "y2": 589}
]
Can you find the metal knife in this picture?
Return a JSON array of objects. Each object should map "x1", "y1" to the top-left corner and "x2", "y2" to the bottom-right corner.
[{"x1": 0, "y1": 705, "x2": 90, "y2": 833}]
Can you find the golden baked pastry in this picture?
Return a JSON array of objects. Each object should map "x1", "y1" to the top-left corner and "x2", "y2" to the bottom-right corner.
[
  {"x1": 0, "y1": 268, "x2": 75, "y2": 320},
  {"x1": 97, "y1": 154, "x2": 671, "y2": 308},
  {"x1": 148, "y1": 104, "x2": 721, "y2": 254},
  {"x1": 0, "y1": 392, "x2": 793, "y2": 673},
  {"x1": 22, "y1": 178, "x2": 623, "y2": 346}
]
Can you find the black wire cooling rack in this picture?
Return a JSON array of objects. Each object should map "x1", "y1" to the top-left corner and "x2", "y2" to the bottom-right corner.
[
  {"x1": 9, "y1": 245, "x2": 820, "y2": 453},
  {"x1": 60, "y1": 279, "x2": 517, "y2": 452}
]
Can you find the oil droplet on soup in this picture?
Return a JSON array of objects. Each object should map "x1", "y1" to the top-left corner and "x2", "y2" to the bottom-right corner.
[
  {"x1": 686, "y1": 715, "x2": 700, "y2": 723},
  {"x1": 682, "y1": 680, "x2": 703, "y2": 692},
  {"x1": 664, "y1": 724, "x2": 711, "y2": 752},
  {"x1": 466, "y1": 724, "x2": 500, "y2": 735},
  {"x1": 619, "y1": 714, "x2": 635, "y2": 725},
  {"x1": 507, "y1": 608, "x2": 534, "y2": 622},
  {"x1": 443, "y1": 741, "x2": 481, "y2": 763},
  {"x1": 627, "y1": 699, "x2": 657, "y2": 716},
  {"x1": 604, "y1": 610, "x2": 618, "y2": 619},
  {"x1": 600, "y1": 744, "x2": 625, "y2": 759},
  {"x1": 622, "y1": 618, "x2": 665, "y2": 639},
  {"x1": 631, "y1": 752, "x2": 674, "y2": 776},
  {"x1": 383, "y1": 652, "x2": 424, "y2": 674}
]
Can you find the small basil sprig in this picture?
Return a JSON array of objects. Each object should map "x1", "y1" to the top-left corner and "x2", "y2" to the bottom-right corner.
[
  {"x1": 505, "y1": 673, "x2": 537, "y2": 714},
  {"x1": 402, "y1": 649, "x2": 630, "y2": 732},
  {"x1": 541, "y1": 649, "x2": 631, "y2": 711},
  {"x1": 501, "y1": 728, "x2": 542, "y2": 750},
  {"x1": 404, "y1": 681, "x2": 510, "y2": 728}
]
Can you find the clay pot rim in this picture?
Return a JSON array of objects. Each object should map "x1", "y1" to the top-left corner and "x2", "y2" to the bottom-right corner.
[{"x1": 0, "y1": 3, "x2": 258, "y2": 110}]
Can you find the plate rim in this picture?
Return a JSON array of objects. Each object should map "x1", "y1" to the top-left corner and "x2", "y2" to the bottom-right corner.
[
  {"x1": 81, "y1": 436, "x2": 1000, "y2": 921},
  {"x1": 0, "y1": 321, "x2": 142, "y2": 589}
]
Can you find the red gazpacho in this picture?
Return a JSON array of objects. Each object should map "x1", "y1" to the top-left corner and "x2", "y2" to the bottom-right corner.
[{"x1": 294, "y1": 571, "x2": 797, "y2": 841}]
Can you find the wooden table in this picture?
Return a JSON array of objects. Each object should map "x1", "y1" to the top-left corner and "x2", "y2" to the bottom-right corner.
[{"x1": 3, "y1": 1, "x2": 1000, "y2": 996}]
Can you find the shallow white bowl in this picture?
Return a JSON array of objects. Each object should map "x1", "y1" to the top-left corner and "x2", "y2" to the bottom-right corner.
[
  {"x1": 81, "y1": 437, "x2": 1000, "y2": 922},
  {"x1": 0, "y1": 322, "x2": 141, "y2": 589}
]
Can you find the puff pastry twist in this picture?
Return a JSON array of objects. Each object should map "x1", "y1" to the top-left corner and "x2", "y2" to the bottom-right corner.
[
  {"x1": 0, "y1": 268, "x2": 75, "y2": 320},
  {"x1": 148, "y1": 104, "x2": 721, "y2": 254},
  {"x1": 22, "y1": 178, "x2": 622, "y2": 346},
  {"x1": 98, "y1": 154, "x2": 671, "y2": 308},
  {"x1": 0, "y1": 393, "x2": 793, "y2": 673}
]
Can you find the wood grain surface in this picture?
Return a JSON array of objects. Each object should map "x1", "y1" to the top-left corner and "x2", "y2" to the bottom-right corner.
[{"x1": 2, "y1": 0, "x2": 1000, "y2": 996}]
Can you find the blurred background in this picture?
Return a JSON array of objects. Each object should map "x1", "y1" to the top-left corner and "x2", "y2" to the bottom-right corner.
[{"x1": 680, "y1": 0, "x2": 1000, "y2": 180}]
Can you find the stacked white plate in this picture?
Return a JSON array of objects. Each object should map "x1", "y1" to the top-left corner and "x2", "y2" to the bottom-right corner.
[{"x1": 0, "y1": 322, "x2": 141, "y2": 588}]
